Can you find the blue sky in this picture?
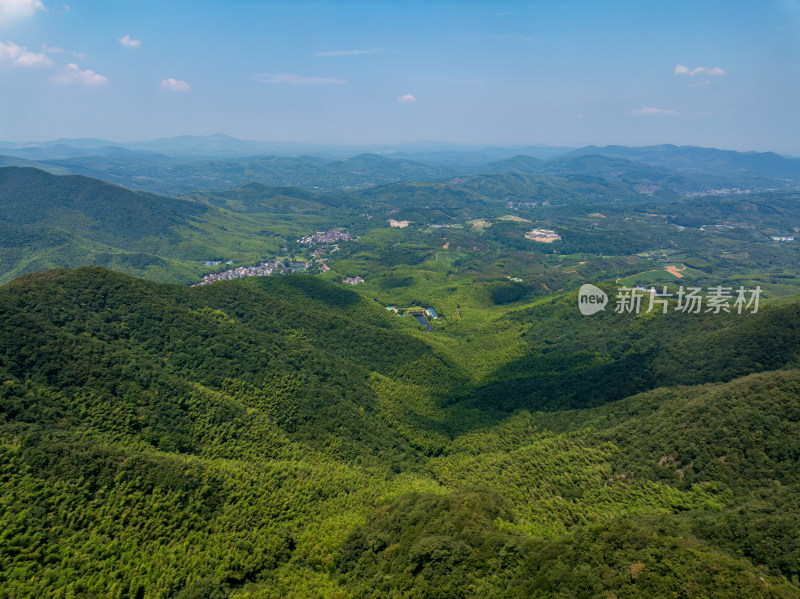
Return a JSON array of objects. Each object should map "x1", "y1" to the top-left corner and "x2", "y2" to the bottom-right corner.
[{"x1": 1, "y1": 0, "x2": 798, "y2": 152}]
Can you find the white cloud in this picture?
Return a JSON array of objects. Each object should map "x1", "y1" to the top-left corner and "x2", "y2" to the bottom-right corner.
[
  {"x1": 629, "y1": 107, "x2": 679, "y2": 116},
  {"x1": 160, "y1": 77, "x2": 190, "y2": 92},
  {"x1": 51, "y1": 62, "x2": 108, "y2": 86},
  {"x1": 0, "y1": 0, "x2": 44, "y2": 24},
  {"x1": 41, "y1": 44, "x2": 63, "y2": 54},
  {"x1": 0, "y1": 40, "x2": 53, "y2": 68},
  {"x1": 397, "y1": 94, "x2": 417, "y2": 103},
  {"x1": 315, "y1": 48, "x2": 383, "y2": 57},
  {"x1": 254, "y1": 73, "x2": 346, "y2": 85},
  {"x1": 119, "y1": 34, "x2": 141, "y2": 49},
  {"x1": 674, "y1": 64, "x2": 726, "y2": 76},
  {"x1": 71, "y1": 50, "x2": 85, "y2": 59}
]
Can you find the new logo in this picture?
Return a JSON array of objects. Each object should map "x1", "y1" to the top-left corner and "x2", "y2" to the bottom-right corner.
[{"x1": 578, "y1": 284, "x2": 608, "y2": 315}]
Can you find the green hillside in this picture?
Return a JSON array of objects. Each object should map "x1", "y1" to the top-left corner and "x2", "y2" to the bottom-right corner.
[
  {"x1": 185, "y1": 183, "x2": 346, "y2": 214},
  {"x1": 1, "y1": 267, "x2": 799, "y2": 597},
  {"x1": 38, "y1": 153, "x2": 459, "y2": 196},
  {"x1": 0, "y1": 168, "x2": 343, "y2": 285},
  {"x1": 0, "y1": 167, "x2": 207, "y2": 236},
  {"x1": 4, "y1": 165, "x2": 800, "y2": 299}
]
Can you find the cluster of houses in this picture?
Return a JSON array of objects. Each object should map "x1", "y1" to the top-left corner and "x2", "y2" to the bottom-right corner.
[
  {"x1": 194, "y1": 262, "x2": 281, "y2": 285},
  {"x1": 685, "y1": 188, "x2": 752, "y2": 198},
  {"x1": 193, "y1": 260, "x2": 330, "y2": 286},
  {"x1": 194, "y1": 228, "x2": 353, "y2": 287},
  {"x1": 299, "y1": 228, "x2": 354, "y2": 245},
  {"x1": 342, "y1": 276, "x2": 365, "y2": 285},
  {"x1": 506, "y1": 200, "x2": 541, "y2": 209}
]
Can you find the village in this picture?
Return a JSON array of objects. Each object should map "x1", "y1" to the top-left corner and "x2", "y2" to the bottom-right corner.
[
  {"x1": 193, "y1": 228, "x2": 352, "y2": 286},
  {"x1": 192, "y1": 259, "x2": 329, "y2": 286},
  {"x1": 298, "y1": 228, "x2": 354, "y2": 245}
]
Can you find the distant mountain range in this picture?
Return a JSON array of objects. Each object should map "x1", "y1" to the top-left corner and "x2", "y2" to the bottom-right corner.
[
  {"x1": 0, "y1": 151, "x2": 462, "y2": 195},
  {"x1": 1, "y1": 135, "x2": 798, "y2": 196},
  {"x1": 0, "y1": 134, "x2": 571, "y2": 161},
  {"x1": 565, "y1": 144, "x2": 800, "y2": 180}
]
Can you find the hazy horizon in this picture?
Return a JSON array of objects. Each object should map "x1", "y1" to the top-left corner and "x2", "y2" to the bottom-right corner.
[{"x1": 3, "y1": 134, "x2": 800, "y2": 161}]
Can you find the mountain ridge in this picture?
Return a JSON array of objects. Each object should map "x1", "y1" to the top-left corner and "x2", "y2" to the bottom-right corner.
[{"x1": 1, "y1": 266, "x2": 799, "y2": 596}]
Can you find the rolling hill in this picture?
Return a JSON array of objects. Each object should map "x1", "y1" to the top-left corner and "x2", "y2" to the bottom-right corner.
[
  {"x1": 566, "y1": 144, "x2": 800, "y2": 180},
  {"x1": 5, "y1": 138, "x2": 799, "y2": 199},
  {"x1": 0, "y1": 267, "x2": 798, "y2": 597},
  {"x1": 0, "y1": 167, "x2": 334, "y2": 285},
  {"x1": 184, "y1": 182, "x2": 346, "y2": 213},
  {"x1": 28, "y1": 152, "x2": 458, "y2": 196}
]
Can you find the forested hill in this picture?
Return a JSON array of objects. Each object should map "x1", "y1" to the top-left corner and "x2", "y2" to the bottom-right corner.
[
  {"x1": 0, "y1": 166, "x2": 207, "y2": 237},
  {"x1": 566, "y1": 144, "x2": 800, "y2": 180},
  {"x1": 0, "y1": 165, "x2": 669, "y2": 286},
  {"x1": 18, "y1": 152, "x2": 459, "y2": 196},
  {"x1": 0, "y1": 167, "x2": 322, "y2": 285},
  {"x1": 1, "y1": 267, "x2": 799, "y2": 597},
  {"x1": 0, "y1": 167, "x2": 212, "y2": 284},
  {"x1": 184, "y1": 182, "x2": 347, "y2": 213}
]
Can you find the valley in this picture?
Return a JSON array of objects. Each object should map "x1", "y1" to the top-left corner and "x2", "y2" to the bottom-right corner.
[
  {"x1": 1, "y1": 142, "x2": 800, "y2": 598},
  {"x1": 4, "y1": 1, "x2": 798, "y2": 596}
]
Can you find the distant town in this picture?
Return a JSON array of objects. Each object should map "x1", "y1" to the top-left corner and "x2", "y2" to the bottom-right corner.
[
  {"x1": 299, "y1": 228, "x2": 354, "y2": 245},
  {"x1": 193, "y1": 228, "x2": 353, "y2": 286},
  {"x1": 192, "y1": 260, "x2": 326, "y2": 286}
]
